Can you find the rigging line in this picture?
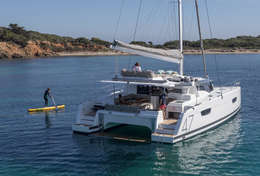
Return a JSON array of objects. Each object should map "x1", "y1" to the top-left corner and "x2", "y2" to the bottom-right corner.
[
  {"x1": 157, "y1": 2, "x2": 169, "y2": 44},
  {"x1": 205, "y1": 0, "x2": 213, "y2": 38},
  {"x1": 159, "y1": 2, "x2": 170, "y2": 43},
  {"x1": 113, "y1": 0, "x2": 125, "y2": 76},
  {"x1": 113, "y1": 0, "x2": 125, "y2": 40},
  {"x1": 205, "y1": 0, "x2": 222, "y2": 87},
  {"x1": 133, "y1": 0, "x2": 143, "y2": 41},
  {"x1": 143, "y1": 0, "x2": 162, "y2": 40},
  {"x1": 195, "y1": 0, "x2": 207, "y2": 77},
  {"x1": 128, "y1": 0, "x2": 143, "y2": 70},
  {"x1": 187, "y1": 2, "x2": 195, "y2": 42},
  {"x1": 172, "y1": 1, "x2": 178, "y2": 42},
  {"x1": 167, "y1": 2, "x2": 172, "y2": 41},
  {"x1": 168, "y1": 1, "x2": 175, "y2": 41},
  {"x1": 183, "y1": 1, "x2": 196, "y2": 75},
  {"x1": 169, "y1": 1, "x2": 175, "y2": 40},
  {"x1": 153, "y1": 1, "x2": 166, "y2": 44}
]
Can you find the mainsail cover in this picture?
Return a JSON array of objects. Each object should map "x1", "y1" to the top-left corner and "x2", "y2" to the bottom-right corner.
[{"x1": 111, "y1": 40, "x2": 183, "y2": 64}]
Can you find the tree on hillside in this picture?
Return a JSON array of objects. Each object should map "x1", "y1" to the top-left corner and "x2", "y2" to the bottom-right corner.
[
  {"x1": 8, "y1": 23, "x2": 26, "y2": 34},
  {"x1": 91, "y1": 37, "x2": 111, "y2": 47}
]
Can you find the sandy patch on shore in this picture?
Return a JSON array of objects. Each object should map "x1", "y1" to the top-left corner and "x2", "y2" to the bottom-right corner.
[{"x1": 57, "y1": 51, "x2": 129, "y2": 57}]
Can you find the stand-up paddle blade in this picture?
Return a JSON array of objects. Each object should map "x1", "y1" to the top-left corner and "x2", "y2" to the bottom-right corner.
[{"x1": 51, "y1": 96, "x2": 58, "y2": 110}]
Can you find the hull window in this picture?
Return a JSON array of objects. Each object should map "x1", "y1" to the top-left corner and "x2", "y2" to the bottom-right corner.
[
  {"x1": 201, "y1": 108, "x2": 211, "y2": 116},
  {"x1": 232, "y1": 97, "x2": 237, "y2": 103}
]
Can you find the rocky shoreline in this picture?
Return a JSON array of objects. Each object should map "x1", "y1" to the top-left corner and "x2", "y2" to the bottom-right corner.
[
  {"x1": 1, "y1": 40, "x2": 260, "y2": 59},
  {"x1": 56, "y1": 49, "x2": 260, "y2": 58},
  {"x1": 1, "y1": 41, "x2": 260, "y2": 60},
  {"x1": 0, "y1": 40, "x2": 110, "y2": 59},
  {"x1": 57, "y1": 51, "x2": 129, "y2": 57},
  {"x1": 184, "y1": 49, "x2": 260, "y2": 55}
]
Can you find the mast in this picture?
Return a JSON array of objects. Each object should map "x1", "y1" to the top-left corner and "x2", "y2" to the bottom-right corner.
[
  {"x1": 195, "y1": 0, "x2": 207, "y2": 77},
  {"x1": 178, "y1": 0, "x2": 184, "y2": 75}
]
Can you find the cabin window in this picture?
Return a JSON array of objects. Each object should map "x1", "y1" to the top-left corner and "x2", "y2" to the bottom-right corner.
[
  {"x1": 232, "y1": 97, "x2": 237, "y2": 103},
  {"x1": 151, "y1": 86, "x2": 162, "y2": 96},
  {"x1": 168, "y1": 112, "x2": 180, "y2": 119},
  {"x1": 201, "y1": 108, "x2": 211, "y2": 116},
  {"x1": 199, "y1": 86, "x2": 206, "y2": 90},
  {"x1": 137, "y1": 85, "x2": 150, "y2": 95},
  {"x1": 170, "y1": 89, "x2": 182, "y2": 94},
  {"x1": 137, "y1": 85, "x2": 163, "y2": 95}
]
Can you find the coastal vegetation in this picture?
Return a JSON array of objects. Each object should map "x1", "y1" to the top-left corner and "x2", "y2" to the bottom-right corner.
[
  {"x1": 0, "y1": 24, "x2": 111, "y2": 58},
  {"x1": 131, "y1": 35, "x2": 260, "y2": 50},
  {"x1": 0, "y1": 23, "x2": 260, "y2": 59}
]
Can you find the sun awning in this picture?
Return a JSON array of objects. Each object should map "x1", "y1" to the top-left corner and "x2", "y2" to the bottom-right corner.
[{"x1": 111, "y1": 40, "x2": 183, "y2": 64}]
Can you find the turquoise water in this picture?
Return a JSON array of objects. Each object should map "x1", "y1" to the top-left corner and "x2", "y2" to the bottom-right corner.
[{"x1": 0, "y1": 54, "x2": 259, "y2": 175}]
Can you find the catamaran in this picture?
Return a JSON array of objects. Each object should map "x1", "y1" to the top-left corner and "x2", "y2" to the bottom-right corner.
[{"x1": 72, "y1": 0, "x2": 241, "y2": 144}]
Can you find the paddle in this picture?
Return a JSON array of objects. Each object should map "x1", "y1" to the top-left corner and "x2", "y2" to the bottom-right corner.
[{"x1": 50, "y1": 95, "x2": 58, "y2": 110}]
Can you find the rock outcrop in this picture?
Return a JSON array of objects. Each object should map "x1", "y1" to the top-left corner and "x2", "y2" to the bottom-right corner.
[
  {"x1": 0, "y1": 41, "x2": 54, "y2": 58},
  {"x1": 0, "y1": 40, "x2": 109, "y2": 59}
]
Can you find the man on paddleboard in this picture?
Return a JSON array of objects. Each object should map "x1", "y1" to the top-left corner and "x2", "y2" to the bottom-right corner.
[{"x1": 44, "y1": 88, "x2": 51, "y2": 106}]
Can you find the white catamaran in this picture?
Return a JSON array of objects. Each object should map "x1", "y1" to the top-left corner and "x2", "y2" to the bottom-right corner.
[{"x1": 72, "y1": 0, "x2": 241, "y2": 144}]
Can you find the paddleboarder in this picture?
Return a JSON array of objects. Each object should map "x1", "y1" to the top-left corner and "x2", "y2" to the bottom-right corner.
[{"x1": 44, "y1": 88, "x2": 51, "y2": 106}]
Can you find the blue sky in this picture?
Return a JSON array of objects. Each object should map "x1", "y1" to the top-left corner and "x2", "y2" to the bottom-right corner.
[{"x1": 0, "y1": 0, "x2": 259, "y2": 43}]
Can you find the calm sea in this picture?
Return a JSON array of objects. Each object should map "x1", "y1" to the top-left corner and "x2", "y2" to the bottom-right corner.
[{"x1": 0, "y1": 54, "x2": 259, "y2": 176}]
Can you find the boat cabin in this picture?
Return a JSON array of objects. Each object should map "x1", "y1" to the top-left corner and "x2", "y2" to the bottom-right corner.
[{"x1": 109, "y1": 69, "x2": 212, "y2": 114}]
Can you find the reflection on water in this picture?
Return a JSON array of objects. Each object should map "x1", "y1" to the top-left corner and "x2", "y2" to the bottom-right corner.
[
  {"x1": 72, "y1": 115, "x2": 242, "y2": 175},
  {"x1": 28, "y1": 110, "x2": 64, "y2": 128},
  {"x1": 153, "y1": 115, "x2": 242, "y2": 175},
  {"x1": 45, "y1": 112, "x2": 51, "y2": 128}
]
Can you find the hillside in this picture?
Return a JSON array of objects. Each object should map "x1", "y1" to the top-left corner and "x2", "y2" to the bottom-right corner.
[
  {"x1": 130, "y1": 35, "x2": 260, "y2": 55},
  {"x1": 0, "y1": 24, "x2": 113, "y2": 59},
  {"x1": 1, "y1": 24, "x2": 260, "y2": 59},
  {"x1": 131, "y1": 35, "x2": 260, "y2": 50}
]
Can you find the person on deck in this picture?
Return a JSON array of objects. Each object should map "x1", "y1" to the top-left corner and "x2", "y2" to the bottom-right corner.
[
  {"x1": 159, "y1": 89, "x2": 167, "y2": 119},
  {"x1": 132, "y1": 62, "x2": 142, "y2": 72},
  {"x1": 118, "y1": 94, "x2": 125, "y2": 104},
  {"x1": 44, "y1": 88, "x2": 51, "y2": 106}
]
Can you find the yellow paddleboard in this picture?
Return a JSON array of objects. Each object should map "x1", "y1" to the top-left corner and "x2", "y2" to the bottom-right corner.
[{"x1": 28, "y1": 105, "x2": 65, "y2": 112}]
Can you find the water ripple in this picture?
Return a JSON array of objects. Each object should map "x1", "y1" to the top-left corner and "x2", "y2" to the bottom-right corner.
[{"x1": 0, "y1": 55, "x2": 260, "y2": 175}]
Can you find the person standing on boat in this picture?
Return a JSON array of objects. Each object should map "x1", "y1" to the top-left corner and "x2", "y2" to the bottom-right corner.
[
  {"x1": 118, "y1": 94, "x2": 126, "y2": 105},
  {"x1": 132, "y1": 62, "x2": 142, "y2": 72},
  {"x1": 159, "y1": 89, "x2": 167, "y2": 119},
  {"x1": 44, "y1": 88, "x2": 51, "y2": 106}
]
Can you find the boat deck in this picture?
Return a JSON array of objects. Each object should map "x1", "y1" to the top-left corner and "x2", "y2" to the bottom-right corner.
[
  {"x1": 160, "y1": 119, "x2": 178, "y2": 125},
  {"x1": 152, "y1": 132, "x2": 175, "y2": 138}
]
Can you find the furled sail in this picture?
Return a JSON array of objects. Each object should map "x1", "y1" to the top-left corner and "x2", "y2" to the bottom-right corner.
[{"x1": 111, "y1": 40, "x2": 183, "y2": 64}]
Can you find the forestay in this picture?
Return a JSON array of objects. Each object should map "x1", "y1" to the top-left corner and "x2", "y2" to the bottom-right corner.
[{"x1": 111, "y1": 40, "x2": 183, "y2": 64}]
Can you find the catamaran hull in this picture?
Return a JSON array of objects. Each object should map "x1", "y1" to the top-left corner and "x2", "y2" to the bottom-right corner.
[
  {"x1": 72, "y1": 106, "x2": 240, "y2": 143},
  {"x1": 152, "y1": 86, "x2": 241, "y2": 143},
  {"x1": 72, "y1": 87, "x2": 241, "y2": 144},
  {"x1": 152, "y1": 106, "x2": 240, "y2": 144}
]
